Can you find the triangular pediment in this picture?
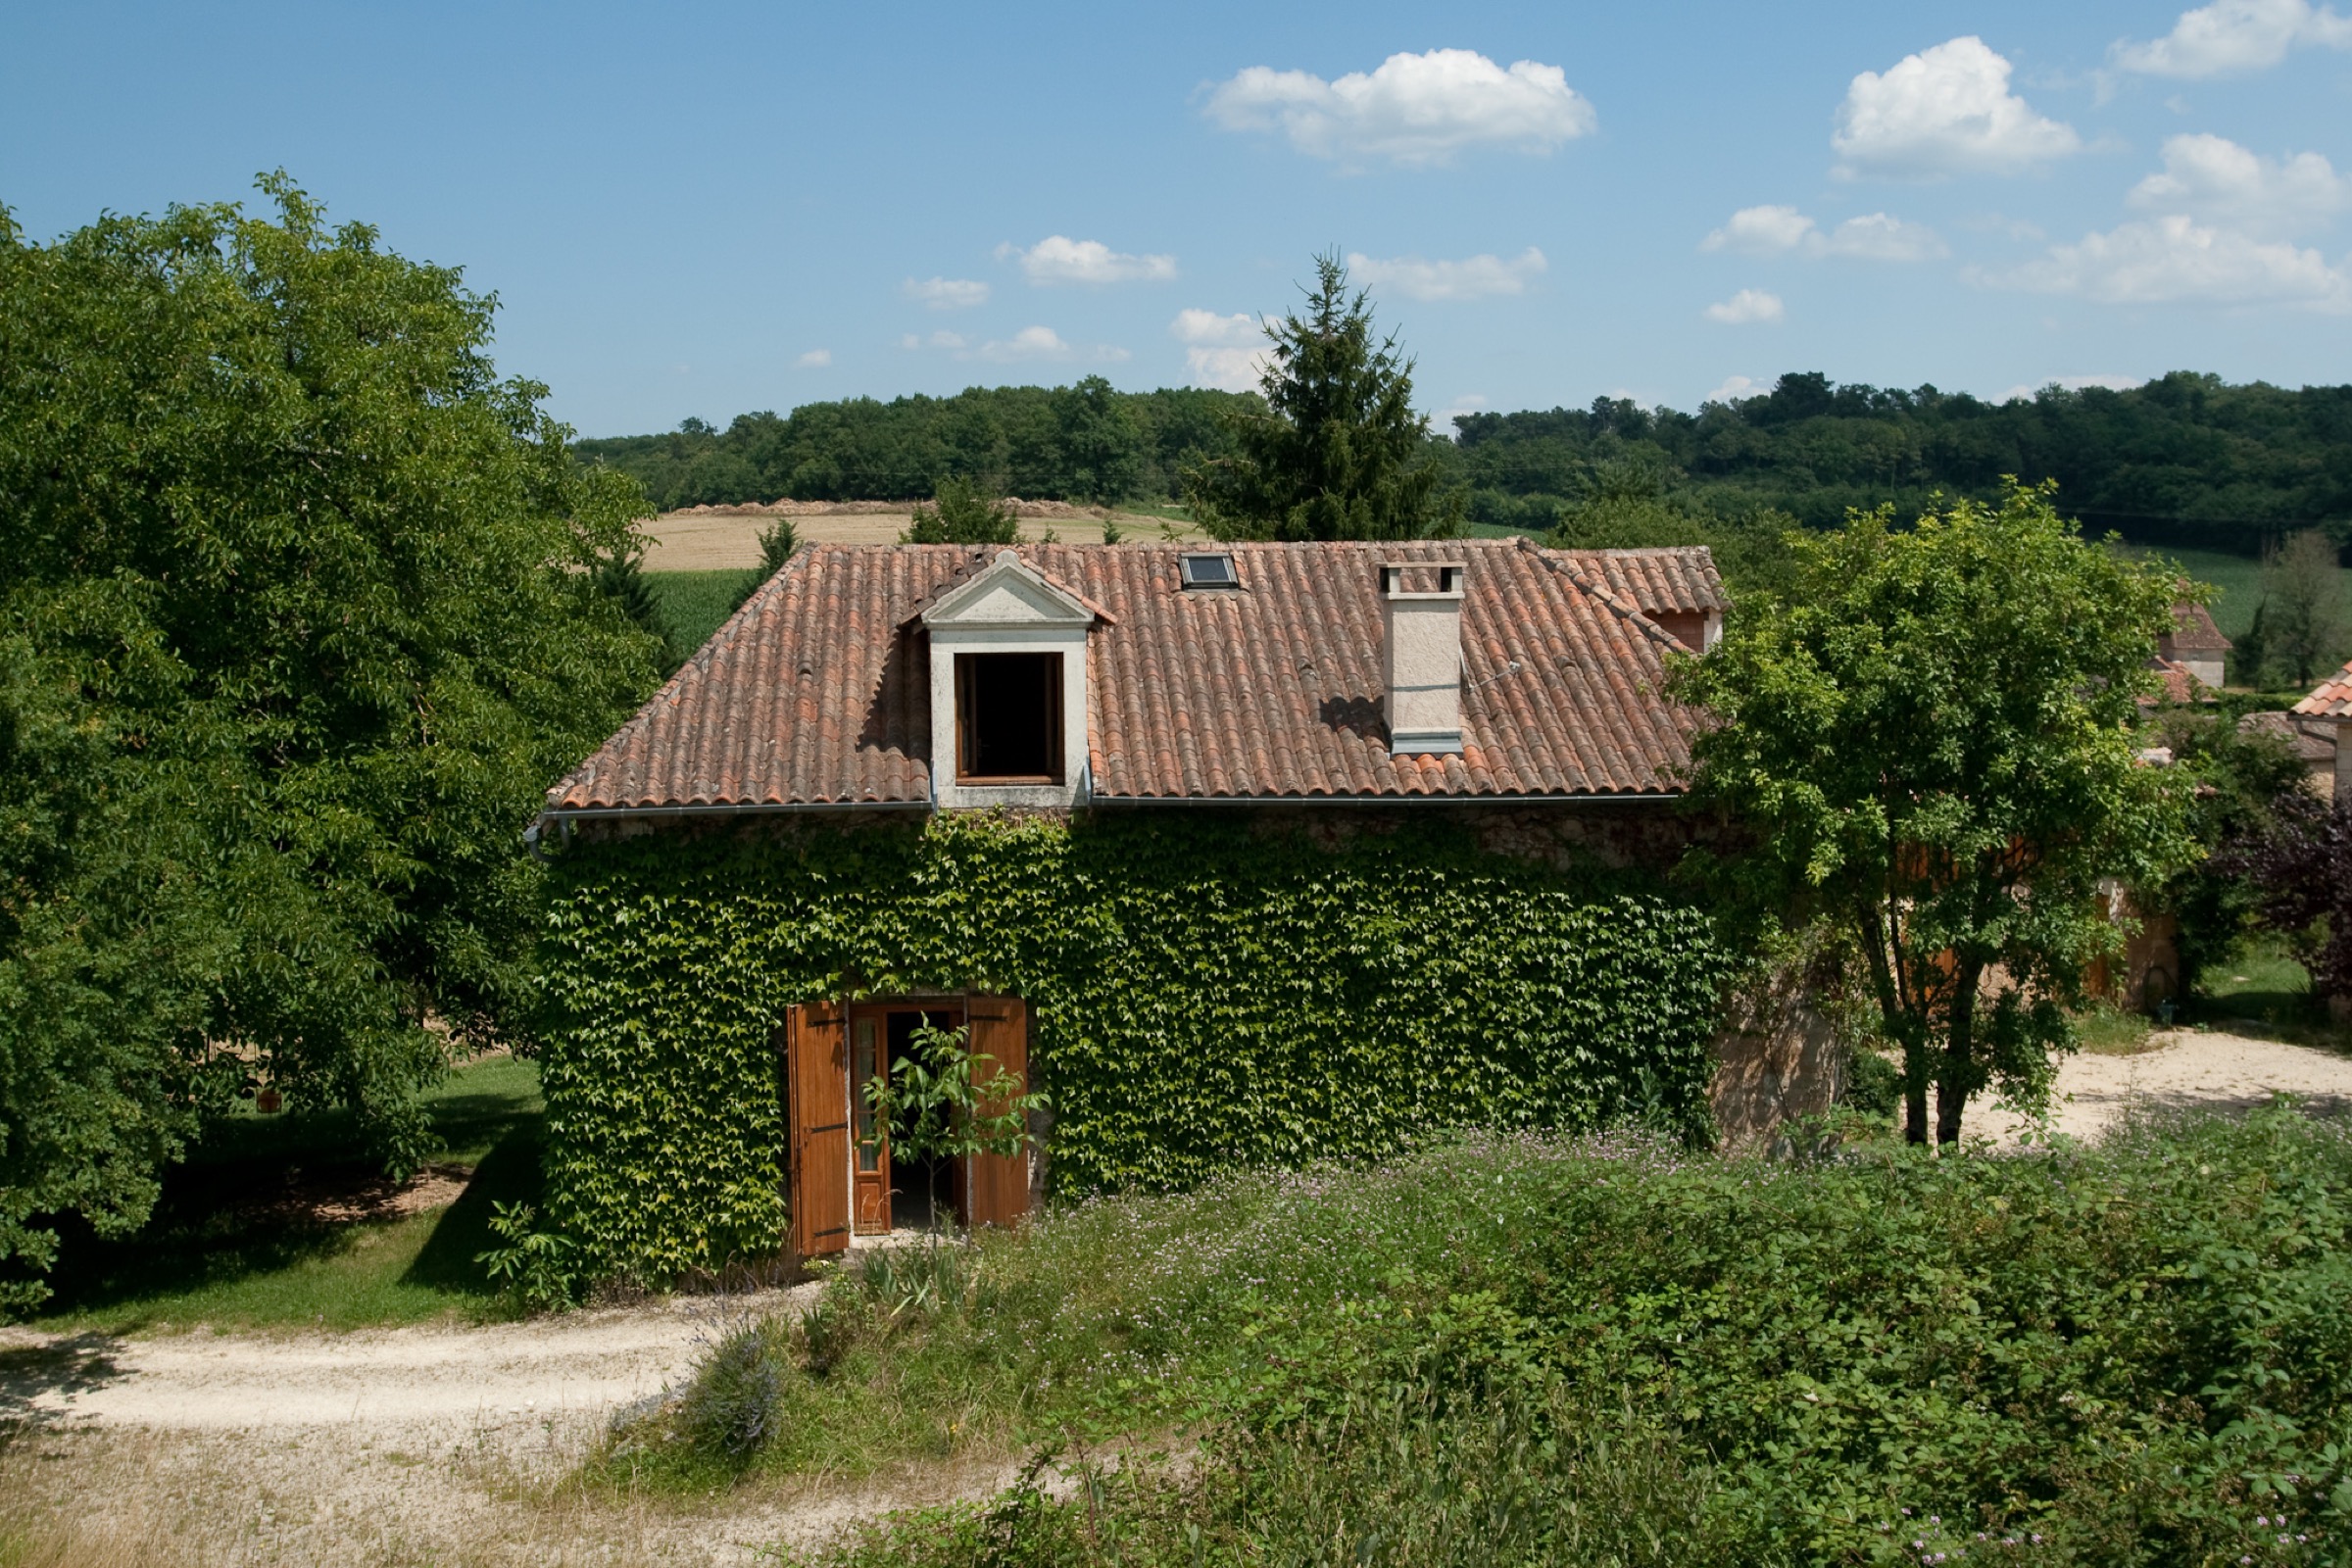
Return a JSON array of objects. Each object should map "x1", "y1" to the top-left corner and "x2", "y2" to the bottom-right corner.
[{"x1": 921, "y1": 550, "x2": 1097, "y2": 628}]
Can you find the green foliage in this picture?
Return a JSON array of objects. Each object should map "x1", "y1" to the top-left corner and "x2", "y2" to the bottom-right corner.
[
  {"x1": 863, "y1": 1021, "x2": 1048, "y2": 1170},
  {"x1": 2150, "y1": 703, "x2": 2313, "y2": 993},
  {"x1": 537, "y1": 811, "x2": 1730, "y2": 1285},
  {"x1": 1671, "y1": 486, "x2": 2196, "y2": 1143},
  {"x1": 2249, "y1": 529, "x2": 2351, "y2": 688},
  {"x1": 0, "y1": 178, "x2": 662, "y2": 1305},
  {"x1": 576, "y1": 383, "x2": 1249, "y2": 510},
  {"x1": 724, "y1": 515, "x2": 804, "y2": 617},
  {"x1": 1453, "y1": 371, "x2": 2352, "y2": 555},
  {"x1": 647, "y1": 569, "x2": 758, "y2": 660},
  {"x1": 1183, "y1": 254, "x2": 1463, "y2": 542},
  {"x1": 1841, "y1": 1048, "x2": 1903, "y2": 1117},
  {"x1": 473, "y1": 1200, "x2": 578, "y2": 1313},
  {"x1": 592, "y1": 543, "x2": 683, "y2": 668},
  {"x1": 656, "y1": 1109, "x2": 2352, "y2": 1567},
  {"x1": 903, "y1": 476, "x2": 1019, "y2": 544}
]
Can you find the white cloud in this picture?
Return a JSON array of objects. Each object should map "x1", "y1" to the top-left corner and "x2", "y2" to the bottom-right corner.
[
  {"x1": 2128, "y1": 133, "x2": 2350, "y2": 236},
  {"x1": 1433, "y1": 393, "x2": 1490, "y2": 429},
  {"x1": 1984, "y1": 214, "x2": 2352, "y2": 310},
  {"x1": 900, "y1": 330, "x2": 967, "y2": 350},
  {"x1": 1005, "y1": 235, "x2": 1176, "y2": 285},
  {"x1": 1170, "y1": 309, "x2": 1269, "y2": 391},
  {"x1": 1703, "y1": 374, "x2": 1773, "y2": 405},
  {"x1": 1345, "y1": 247, "x2": 1546, "y2": 301},
  {"x1": 903, "y1": 276, "x2": 990, "y2": 310},
  {"x1": 977, "y1": 325, "x2": 1077, "y2": 361},
  {"x1": 1833, "y1": 36, "x2": 2082, "y2": 180},
  {"x1": 795, "y1": 348, "x2": 832, "y2": 368},
  {"x1": 1700, "y1": 205, "x2": 1947, "y2": 260},
  {"x1": 1704, "y1": 289, "x2": 1786, "y2": 324},
  {"x1": 1998, "y1": 373, "x2": 2146, "y2": 402},
  {"x1": 1701, "y1": 205, "x2": 1818, "y2": 253},
  {"x1": 1203, "y1": 48, "x2": 1595, "y2": 169},
  {"x1": 2112, "y1": 0, "x2": 2352, "y2": 76}
]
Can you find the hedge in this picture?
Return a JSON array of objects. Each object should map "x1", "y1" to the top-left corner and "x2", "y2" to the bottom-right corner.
[{"x1": 537, "y1": 810, "x2": 1731, "y2": 1285}]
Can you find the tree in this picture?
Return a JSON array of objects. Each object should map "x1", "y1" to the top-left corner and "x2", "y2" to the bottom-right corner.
[
  {"x1": 1052, "y1": 375, "x2": 1146, "y2": 505},
  {"x1": 903, "y1": 476, "x2": 1018, "y2": 544},
  {"x1": 859, "y1": 1021, "x2": 1047, "y2": 1229},
  {"x1": 728, "y1": 516, "x2": 802, "y2": 613},
  {"x1": 1183, "y1": 254, "x2": 1462, "y2": 541},
  {"x1": 2257, "y1": 529, "x2": 2346, "y2": 689},
  {"x1": 0, "y1": 178, "x2": 663, "y2": 1303},
  {"x1": 2147, "y1": 705, "x2": 2311, "y2": 995},
  {"x1": 2217, "y1": 791, "x2": 2352, "y2": 1010},
  {"x1": 1670, "y1": 487, "x2": 2195, "y2": 1144}
]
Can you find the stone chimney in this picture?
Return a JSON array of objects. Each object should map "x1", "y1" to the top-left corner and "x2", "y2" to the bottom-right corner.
[{"x1": 1381, "y1": 560, "x2": 1467, "y2": 756}]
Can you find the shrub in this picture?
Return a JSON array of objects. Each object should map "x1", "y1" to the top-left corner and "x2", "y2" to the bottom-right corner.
[{"x1": 678, "y1": 1314, "x2": 789, "y2": 1460}]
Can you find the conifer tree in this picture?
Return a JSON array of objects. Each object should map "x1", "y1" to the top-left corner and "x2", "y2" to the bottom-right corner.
[{"x1": 1184, "y1": 254, "x2": 1461, "y2": 541}]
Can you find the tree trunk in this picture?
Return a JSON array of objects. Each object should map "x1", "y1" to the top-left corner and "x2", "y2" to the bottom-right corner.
[
  {"x1": 1936, "y1": 960, "x2": 1983, "y2": 1145},
  {"x1": 1904, "y1": 1051, "x2": 1932, "y2": 1146}
]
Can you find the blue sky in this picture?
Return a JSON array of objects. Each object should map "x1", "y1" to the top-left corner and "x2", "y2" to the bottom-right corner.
[{"x1": 5, "y1": 1, "x2": 2350, "y2": 435}]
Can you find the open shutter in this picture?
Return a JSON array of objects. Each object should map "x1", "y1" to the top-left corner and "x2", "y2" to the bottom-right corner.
[
  {"x1": 962, "y1": 995, "x2": 1032, "y2": 1228},
  {"x1": 788, "y1": 1001, "x2": 852, "y2": 1259}
]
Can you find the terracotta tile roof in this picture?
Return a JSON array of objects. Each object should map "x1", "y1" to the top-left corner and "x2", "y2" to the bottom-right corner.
[
  {"x1": 2146, "y1": 657, "x2": 2200, "y2": 706},
  {"x1": 1563, "y1": 546, "x2": 1727, "y2": 617},
  {"x1": 2160, "y1": 600, "x2": 2231, "y2": 656},
  {"x1": 2293, "y1": 659, "x2": 2352, "y2": 720},
  {"x1": 547, "y1": 539, "x2": 1703, "y2": 813}
]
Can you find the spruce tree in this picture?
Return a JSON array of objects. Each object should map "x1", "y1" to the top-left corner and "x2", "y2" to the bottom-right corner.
[{"x1": 1184, "y1": 254, "x2": 1461, "y2": 541}]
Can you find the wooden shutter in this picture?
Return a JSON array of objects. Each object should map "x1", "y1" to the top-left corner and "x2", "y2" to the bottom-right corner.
[
  {"x1": 788, "y1": 1001, "x2": 852, "y2": 1259},
  {"x1": 962, "y1": 995, "x2": 1032, "y2": 1228}
]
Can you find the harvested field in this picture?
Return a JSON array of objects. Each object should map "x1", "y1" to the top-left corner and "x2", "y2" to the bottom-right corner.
[{"x1": 642, "y1": 501, "x2": 1198, "y2": 571}]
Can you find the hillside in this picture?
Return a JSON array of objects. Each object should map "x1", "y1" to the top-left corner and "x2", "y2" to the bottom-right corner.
[{"x1": 580, "y1": 372, "x2": 2352, "y2": 562}]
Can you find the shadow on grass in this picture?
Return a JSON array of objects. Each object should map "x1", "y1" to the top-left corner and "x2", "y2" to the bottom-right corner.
[{"x1": 405, "y1": 1119, "x2": 543, "y2": 1294}]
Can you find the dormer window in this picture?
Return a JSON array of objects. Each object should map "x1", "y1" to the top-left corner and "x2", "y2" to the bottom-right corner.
[
  {"x1": 1180, "y1": 553, "x2": 1238, "y2": 590},
  {"x1": 956, "y1": 653, "x2": 1063, "y2": 782}
]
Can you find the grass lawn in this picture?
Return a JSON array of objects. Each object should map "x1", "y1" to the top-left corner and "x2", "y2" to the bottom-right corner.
[
  {"x1": 2116, "y1": 540, "x2": 2351, "y2": 650},
  {"x1": 647, "y1": 567, "x2": 756, "y2": 660},
  {"x1": 2194, "y1": 931, "x2": 2347, "y2": 1051},
  {"x1": 25, "y1": 1055, "x2": 545, "y2": 1334}
]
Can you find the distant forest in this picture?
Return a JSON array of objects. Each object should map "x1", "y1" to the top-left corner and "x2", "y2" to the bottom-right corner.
[{"x1": 577, "y1": 370, "x2": 2352, "y2": 558}]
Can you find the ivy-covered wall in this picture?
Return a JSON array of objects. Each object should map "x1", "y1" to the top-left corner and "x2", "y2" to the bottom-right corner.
[{"x1": 537, "y1": 809, "x2": 1732, "y2": 1285}]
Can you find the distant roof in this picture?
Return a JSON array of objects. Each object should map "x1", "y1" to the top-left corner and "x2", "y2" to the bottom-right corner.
[
  {"x1": 2240, "y1": 709, "x2": 2340, "y2": 765},
  {"x1": 2147, "y1": 657, "x2": 2201, "y2": 706},
  {"x1": 546, "y1": 539, "x2": 1705, "y2": 814},
  {"x1": 2292, "y1": 659, "x2": 2352, "y2": 720},
  {"x1": 2161, "y1": 601, "x2": 2231, "y2": 656}
]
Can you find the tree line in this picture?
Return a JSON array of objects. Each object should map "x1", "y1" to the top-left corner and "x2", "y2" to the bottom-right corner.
[{"x1": 583, "y1": 371, "x2": 2351, "y2": 561}]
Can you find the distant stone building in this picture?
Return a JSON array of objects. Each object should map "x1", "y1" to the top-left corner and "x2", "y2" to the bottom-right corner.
[{"x1": 2157, "y1": 601, "x2": 2231, "y2": 689}]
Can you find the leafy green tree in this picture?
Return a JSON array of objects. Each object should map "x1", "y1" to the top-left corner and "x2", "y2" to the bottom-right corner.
[
  {"x1": 2258, "y1": 529, "x2": 2346, "y2": 689},
  {"x1": 0, "y1": 177, "x2": 662, "y2": 1303},
  {"x1": 2147, "y1": 703, "x2": 2310, "y2": 995},
  {"x1": 1184, "y1": 254, "x2": 1462, "y2": 542},
  {"x1": 903, "y1": 477, "x2": 1018, "y2": 544},
  {"x1": 1671, "y1": 487, "x2": 2195, "y2": 1144},
  {"x1": 859, "y1": 1020, "x2": 1048, "y2": 1226},
  {"x1": 1052, "y1": 375, "x2": 1146, "y2": 505},
  {"x1": 728, "y1": 516, "x2": 803, "y2": 613}
]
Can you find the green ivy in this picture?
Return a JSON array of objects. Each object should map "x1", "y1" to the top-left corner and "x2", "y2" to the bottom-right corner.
[{"x1": 538, "y1": 811, "x2": 1731, "y2": 1285}]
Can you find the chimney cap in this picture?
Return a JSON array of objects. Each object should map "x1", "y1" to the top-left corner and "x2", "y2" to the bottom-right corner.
[{"x1": 1380, "y1": 560, "x2": 1467, "y2": 600}]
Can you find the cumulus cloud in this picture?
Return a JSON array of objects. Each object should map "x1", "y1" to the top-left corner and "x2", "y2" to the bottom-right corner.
[
  {"x1": 1203, "y1": 48, "x2": 1595, "y2": 168},
  {"x1": 1998, "y1": 373, "x2": 2147, "y2": 402},
  {"x1": 1700, "y1": 205, "x2": 1947, "y2": 260},
  {"x1": 1704, "y1": 289, "x2": 1786, "y2": 324},
  {"x1": 2112, "y1": 0, "x2": 2352, "y2": 76},
  {"x1": 1345, "y1": 247, "x2": 1547, "y2": 301},
  {"x1": 1004, "y1": 235, "x2": 1177, "y2": 285},
  {"x1": 1171, "y1": 309, "x2": 1269, "y2": 391},
  {"x1": 977, "y1": 325, "x2": 1077, "y2": 361},
  {"x1": 1703, "y1": 374, "x2": 1773, "y2": 405},
  {"x1": 1833, "y1": 36, "x2": 2082, "y2": 180},
  {"x1": 904, "y1": 276, "x2": 990, "y2": 310},
  {"x1": 796, "y1": 348, "x2": 832, "y2": 368},
  {"x1": 2128, "y1": 133, "x2": 2350, "y2": 236},
  {"x1": 1983, "y1": 214, "x2": 2352, "y2": 310},
  {"x1": 900, "y1": 330, "x2": 968, "y2": 351}
]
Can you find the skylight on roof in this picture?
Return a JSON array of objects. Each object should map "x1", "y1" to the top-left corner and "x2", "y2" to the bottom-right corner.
[{"x1": 1180, "y1": 553, "x2": 1238, "y2": 590}]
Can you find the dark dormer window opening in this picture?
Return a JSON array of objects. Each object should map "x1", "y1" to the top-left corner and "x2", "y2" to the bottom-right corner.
[
  {"x1": 1180, "y1": 553, "x2": 1239, "y2": 590},
  {"x1": 955, "y1": 652, "x2": 1062, "y2": 783}
]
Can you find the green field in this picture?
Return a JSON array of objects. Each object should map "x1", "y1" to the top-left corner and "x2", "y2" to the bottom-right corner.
[
  {"x1": 648, "y1": 567, "x2": 757, "y2": 660},
  {"x1": 2116, "y1": 542, "x2": 2349, "y2": 644},
  {"x1": 26, "y1": 1055, "x2": 545, "y2": 1333}
]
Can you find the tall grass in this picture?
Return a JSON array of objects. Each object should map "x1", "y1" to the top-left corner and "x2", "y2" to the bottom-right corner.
[{"x1": 621, "y1": 1107, "x2": 2352, "y2": 1564}]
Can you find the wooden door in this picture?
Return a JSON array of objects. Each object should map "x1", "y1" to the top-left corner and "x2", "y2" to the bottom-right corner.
[
  {"x1": 963, "y1": 995, "x2": 1032, "y2": 1229},
  {"x1": 787, "y1": 1001, "x2": 851, "y2": 1259},
  {"x1": 850, "y1": 1009, "x2": 892, "y2": 1234}
]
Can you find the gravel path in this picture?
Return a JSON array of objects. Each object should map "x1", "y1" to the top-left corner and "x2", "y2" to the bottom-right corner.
[{"x1": 1986, "y1": 1026, "x2": 2352, "y2": 1143}]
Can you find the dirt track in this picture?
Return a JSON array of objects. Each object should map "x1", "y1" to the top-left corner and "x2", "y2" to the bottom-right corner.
[{"x1": 6, "y1": 1026, "x2": 2349, "y2": 1563}]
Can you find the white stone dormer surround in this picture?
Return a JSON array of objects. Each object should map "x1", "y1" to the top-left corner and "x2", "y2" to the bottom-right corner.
[{"x1": 921, "y1": 549, "x2": 1096, "y2": 809}]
